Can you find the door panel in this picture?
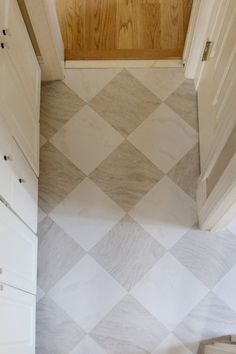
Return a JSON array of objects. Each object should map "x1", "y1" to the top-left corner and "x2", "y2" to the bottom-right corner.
[
  {"x1": 0, "y1": 0, "x2": 41, "y2": 117},
  {"x1": 0, "y1": 202, "x2": 37, "y2": 295},
  {"x1": 0, "y1": 51, "x2": 40, "y2": 175},
  {"x1": 0, "y1": 111, "x2": 13, "y2": 204},
  {"x1": 0, "y1": 284, "x2": 36, "y2": 354},
  {"x1": 11, "y1": 140, "x2": 38, "y2": 233}
]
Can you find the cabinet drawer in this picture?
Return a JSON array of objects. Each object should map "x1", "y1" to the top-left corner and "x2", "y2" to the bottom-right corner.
[
  {"x1": 11, "y1": 140, "x2": 38, "y2": 233},
  {"x1": 0, "y1": 202, "x2": 37, "y2": 294},
  {"x1": 0, "y1": 111, "x2": 13, "y2": 204},
  {"x1": 0, "y1": 0, "x2": 41, "y2": 118},
  {"x1": 0, "y1": 48, "x2": 40, "y2": 176},
  {"x1": 0, "y1": 283, "x2": 36, "y2": 354}
]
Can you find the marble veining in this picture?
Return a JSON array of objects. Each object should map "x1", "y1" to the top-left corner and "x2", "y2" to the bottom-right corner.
[{"x1": 37, "y1": 67, "x2": 236, "y2": 354}]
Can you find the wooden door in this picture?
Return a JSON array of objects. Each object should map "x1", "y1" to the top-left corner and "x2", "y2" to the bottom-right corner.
[{"x1": 0, "y1": 284, "x2": 36, "y2": 354}]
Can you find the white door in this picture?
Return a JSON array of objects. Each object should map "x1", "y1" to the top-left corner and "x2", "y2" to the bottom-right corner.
[
  {"x1": 0, "y1": 202, "x2": 37, "y2": 295},
  {"x1": 0, "y1": 0, "x2": 40, "y2": 175},
  {"x1": 195, "y1": 0, "x2": 236, "y2": 229},
  {"x1": 0, "y1": 283, "x2": 36, "y2": 354},
  {"x1": 198, "y1": 0, "x2": 236, "y2": 173}
]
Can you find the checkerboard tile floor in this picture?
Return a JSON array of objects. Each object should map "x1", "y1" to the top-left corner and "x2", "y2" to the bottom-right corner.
[{"x1": 37, "y1": 68, "x2": 236, "y2": 354}]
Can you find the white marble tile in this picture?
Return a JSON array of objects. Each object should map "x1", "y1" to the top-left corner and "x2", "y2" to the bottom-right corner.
[
  {"x1": 213, "y1": 265, "x2": 236, "y2": 313},
  {"x1": 128, "y1": 103, "x2": 198, "y2": 173},
  {"x1": 38, "y1": 207, "x2": 47, "y2": 224},
  {"x1": 48, "y1": 255, "x2": 126, "y2": 332},
  {"x1": 70, "y1": 336, "x2": 107, "y2": 354},
  {"x1": 129, "y1": 177, "x2": 197, "y2": 250},
  {"x1": 50, "y1": 105, "x2": 124, "y2": 175},
  {"x1": 36, "y1": 296, "x2": 84, "y2": 354},
  {"x1": 152, "y1": 334, "x2": 193, "y2": 354},
  {"x1": 64, "y1": 69, "x2": 122, "y2": 102},
  {"x1": 127, "y1": 68, "x2": 185, "y2": 101},
  {"x1": 50, "y1": 178, "x2": 125, "y2": 251},
  {"x1": 175, "y1": 292, "x2": 236, "y2": 354},
  {"x1": 91, "y1": 295, "x2": 168, "y2": 354},
  {"x1": 227, "y1": 217, "x2": 236, "y2": 236},
  {"x1": 171, "y1": 229, "x2": 236, "y2": 288},
  {"x1": 91, "y1": 215, "x2": 166, "y2": 290},
  {"x1": 131, "y1": 253, "x2": 208, "y2": 331}
]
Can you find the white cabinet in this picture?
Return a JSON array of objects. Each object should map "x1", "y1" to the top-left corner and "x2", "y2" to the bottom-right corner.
[
  {"x1": 0, "y1": 0, "x2": 41, "y2": 176},
  {"x1": 0, "y1": 202, "x2": 37, "y2": 294},
  {"x1": 0, "y1": 111, "x2": 13, "y2": 205},
  {"x1": 11, "y1": 140, "x2": 38, "y2": 232},
  {"x1": 0, "y1": 112, "x2": 38, "y2": 232},
  {"x1": 0, "y1": 283, "x2": 36, "y2": 354}
]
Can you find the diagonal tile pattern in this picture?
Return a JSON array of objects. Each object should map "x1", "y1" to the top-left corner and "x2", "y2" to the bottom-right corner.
[
  {"x1": 131, "y1": 253, "x2": 208, "y2": 331},
  {"x1": 165, "y1": 80, "x2": 198, "y2": 131},
  {"x1": 50, "y1": 178, "x2": 125, "y2": 251},
  {"x1": 90, "y1": 69, "x2": 161, "y2": 137},
  {"x1": 91, "y1": 295, "x2": 169, "y2": 354},
  {"x1": 37, "y1": 216, "x2": 85, "y2": 292},
  {"x1": 174, "y1": 292, "x2": 236, "y2": 354},
  {"x1": 168, "y1": 144, "x2": 200, "y2": 200},
  {"x1": 40, "y1": 81, "x2": 85, "y2": 139},
  {"x1": 171, "y1": 228, "x2": 236, "y2": 289},
  {"x1": 91, "y1": 215, "x2": 166, "y2": 290},
  {"x1": 37, "y1": 67, "x2": 236, "y2": 354},
  {"x1": 50, "y1": 105, "x2": 124, "y2": 175},
  {"x1": 39, "y1": 142, "x2": 85, "y2": 214},
  {"x1": 128, "y1": 103, "x2": 198, "y2": 173},
  {"x1": 90, "y1": 141, "x2": 163, "y2": 211},
  {"x1": 64, "y1": 68, "x2": 122, "y2": 102},
  {"x1": 129, "y1": 177, "x2": 197, "y2": 250},
  {"x1": 36, "y1": 296, "x2": 84, "y2": 354},
  {"x1": 48, "y1": 255, "x2": 126, "y2": 332}
]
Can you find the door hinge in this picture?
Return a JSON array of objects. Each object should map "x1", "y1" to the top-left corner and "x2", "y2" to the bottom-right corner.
[{"x1": 202, "y1": 41, "x2": 212, "y2": 62}]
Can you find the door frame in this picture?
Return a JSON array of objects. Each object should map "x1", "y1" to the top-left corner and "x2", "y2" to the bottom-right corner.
[{"x1": 184, "y1": 0, "x2": 236, "y2": 231}]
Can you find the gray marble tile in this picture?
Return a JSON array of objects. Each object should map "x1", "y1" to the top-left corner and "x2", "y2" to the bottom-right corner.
[
  {"x1": 39, "y1": 142, "x2": 85, "y2": 214},
  {"x1": 37, "y1": 216, "x2": 85, "y2": 292},
  {"x1": 91, "y1": 215, "x2": 166, "y2": 290},
  {"x1": 174, "y1": 292, "x2": 236, "y2": 354},
  {"x1": 168, "y1": 144, "x2": 200, "y2": 200},
  {"x1": 90, "y1": 69, "x2": 161, "y2": 137},
  {"x1": 171, "y1": 228, "x2": 236, "y2": 289},
  {"x1": 90, "y1": 141, "x2": 163, "y2": 212},
  {"x1": 91, "y1": 295, "x2": 168, "y2": 354},
  {"x1": 36, "y1": 296, "x2": 84, "y2": 354},
  {"x1": 40, "y1": 81, "x2": 85, "y2": 139},
  {"x1": 165, "y1": 80, "x2": 198, "y2": 131}
]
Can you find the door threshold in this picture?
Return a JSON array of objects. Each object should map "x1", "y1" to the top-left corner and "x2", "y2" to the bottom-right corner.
[{"x1": 65, "y1": 59, "x2": 183, "y2": 69}]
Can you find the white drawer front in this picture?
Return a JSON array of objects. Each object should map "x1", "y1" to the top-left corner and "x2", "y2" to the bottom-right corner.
[
  {"x1": 11, "y1": 140, "x2": 38, "y2": 233},
  {"x1": 0, "y1": 202, "x2": 37, "y2": 294},
  {"x1": 0, "y1": 52, "x2": 40, "y2": 176},
  {"x1": 0, "y1": 284, "x2": 36, "y2": 354},
  {"x1": 0, "y1": 111, "x2": 13, "y2": 204},
  {"x1": 1, "y1": 0, "x2": 41, "y2": 118}
]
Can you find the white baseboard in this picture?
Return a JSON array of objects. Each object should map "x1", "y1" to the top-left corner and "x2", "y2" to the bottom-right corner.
[{"x1": 65, "y1": 59, "x2": 183, "y2": 69}]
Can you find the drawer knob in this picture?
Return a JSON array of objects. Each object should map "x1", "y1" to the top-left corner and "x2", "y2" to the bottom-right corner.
[
  {"x1": 1, "y1": 43, "x2": 4, "y2": 49},
  {"x1": 3, "y1": 155, "x2": 10, "y2": 161},
  {"x1": 2, "y1": 29, "x2": 7, "y2": 36},
  {"x1": 18, "y1": 178, "x2": 25, "y2": 184}
]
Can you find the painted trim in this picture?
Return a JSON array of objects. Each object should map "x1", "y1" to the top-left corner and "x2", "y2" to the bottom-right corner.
[
  {"x1": 23, "y1": 0, "x2": 64, "y2": 81},
  {"x1": 184, "y1": 0, "x2": 215, "y2": 84},
  {"x1": 65, "y1": 60, "x2": 183, "y2": 69}
]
